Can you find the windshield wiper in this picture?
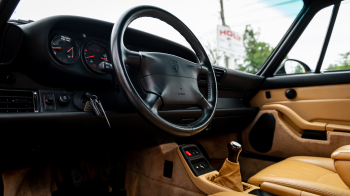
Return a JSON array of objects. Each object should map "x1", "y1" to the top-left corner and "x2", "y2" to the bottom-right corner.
[{"x1": 8, "y1": 19, "x2": 34, "y2": 25}]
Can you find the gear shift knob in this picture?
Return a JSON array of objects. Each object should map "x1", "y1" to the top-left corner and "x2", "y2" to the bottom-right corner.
[{"x1": 227, "y1": 141, "x2": 242, "y2": 163}]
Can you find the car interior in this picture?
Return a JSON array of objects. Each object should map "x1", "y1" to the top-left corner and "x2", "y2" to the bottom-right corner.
[{"x1": 1, "y1": 0, "x2": 350, "y2": 196}]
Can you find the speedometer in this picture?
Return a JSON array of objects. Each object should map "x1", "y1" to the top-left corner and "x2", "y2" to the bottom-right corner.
[
  {"x1": 51, "y1": 35, "x2": 80, "y2": 65},
  {"x1": 82, "y1": 41, "x2": 110, "y2": 74}
]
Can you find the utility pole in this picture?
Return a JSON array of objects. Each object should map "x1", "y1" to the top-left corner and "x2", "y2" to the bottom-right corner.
[{"x1": 219, "y1": 0, "x2": 229, "y2": 68}]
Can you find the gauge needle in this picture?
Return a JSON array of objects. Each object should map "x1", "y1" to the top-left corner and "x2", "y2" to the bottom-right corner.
[
  {"x1": 101, "y1": 57, "x2": 108, "y2": 61},
  {"x1": 86, "y1": 55, "x2": 95, "y2": 58},
  {"x1": 67, "y1": 47, "x2": 73, "y2": 53},
  {"x1": 52, "y1": 47, "x2": 61, "y2": 49}
]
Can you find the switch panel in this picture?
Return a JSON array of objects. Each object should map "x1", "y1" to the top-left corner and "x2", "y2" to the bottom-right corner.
[{"x1": 179, "y1": 144, "x2": 214, "y2": 176}]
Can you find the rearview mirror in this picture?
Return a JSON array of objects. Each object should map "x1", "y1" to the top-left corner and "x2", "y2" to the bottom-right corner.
[{"x1": 275, "y1": 59, "x2": 312, "y2": 75}]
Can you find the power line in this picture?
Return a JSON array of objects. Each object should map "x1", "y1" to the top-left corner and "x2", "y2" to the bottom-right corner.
[
  {"x1": 229, "y1": 12, "x2": 299, "y2": 27},
  {"x1": 197, "y1": 12, "x2": 298, "y2": 36}
]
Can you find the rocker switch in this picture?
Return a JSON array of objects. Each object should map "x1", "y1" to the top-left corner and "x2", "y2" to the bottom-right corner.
[{"x1": 43, "y1": 94, "x2": 55, "y2": 110}]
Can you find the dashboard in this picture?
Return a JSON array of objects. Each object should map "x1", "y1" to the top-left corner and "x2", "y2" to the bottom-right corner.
[{"x1": 0, "y1": 15, "x2": 262, "y2": 138}]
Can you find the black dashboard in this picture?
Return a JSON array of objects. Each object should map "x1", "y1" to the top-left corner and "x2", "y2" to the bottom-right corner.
[{"x1": 0, "y1": 15, "x2": 263, "y2": 140}]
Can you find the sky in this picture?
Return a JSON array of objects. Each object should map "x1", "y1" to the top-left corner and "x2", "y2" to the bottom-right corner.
[{"x1": 10, "y1": 0, "x2": 350, "y2": 72}]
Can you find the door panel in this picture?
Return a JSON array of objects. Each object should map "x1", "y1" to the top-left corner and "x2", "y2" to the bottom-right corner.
[
  {"x1": 241, "y1": 110, "x2": 350, "y2": 158},
  {"x1": 243, "y1": 83, "x2": 350, "y2": 158},
  {"x1": 251, "y1": 83, "x2": 350, "y2": 127}
]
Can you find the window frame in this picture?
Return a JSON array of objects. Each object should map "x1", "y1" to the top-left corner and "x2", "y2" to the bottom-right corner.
[{"x1": 258, "y1": 0, "x2": 342, "y2": 77}]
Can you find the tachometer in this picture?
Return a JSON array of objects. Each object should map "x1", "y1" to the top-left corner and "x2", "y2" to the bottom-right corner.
[
  {"x1": 82, "y1": 41, "x2": 110, "y2": 74},
  {"x1": 51, "y1": 35, "x2": 80, "y2": 65}
]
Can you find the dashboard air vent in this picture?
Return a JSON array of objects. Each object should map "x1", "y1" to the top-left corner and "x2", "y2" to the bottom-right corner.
[
  {"x1": 198, "y1": 68, "x2": 226, "y2": 83},
  {"x1": 214, "y1": 68, "x2": 225, "y2": 82},
  {"x1": 0, "y1": 90, "x2": 38, "y2": 113}
]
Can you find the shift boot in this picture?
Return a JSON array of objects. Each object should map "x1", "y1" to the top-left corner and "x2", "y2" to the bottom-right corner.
[
  {"x1": 213, "y1": 141, "x2": 243, "y2": 192},
  {"x1": 214, "y1": 158, "x2": 244, "y2": 191}
]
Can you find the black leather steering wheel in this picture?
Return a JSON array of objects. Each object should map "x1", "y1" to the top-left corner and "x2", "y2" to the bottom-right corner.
[{"x1": 111, "y1": 6, "x2": 217, "y2": 136}]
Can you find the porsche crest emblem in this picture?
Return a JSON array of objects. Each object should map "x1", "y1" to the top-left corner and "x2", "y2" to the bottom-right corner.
[{"x1": 169, "y1": 59, "x2": 179, "y2": 72}]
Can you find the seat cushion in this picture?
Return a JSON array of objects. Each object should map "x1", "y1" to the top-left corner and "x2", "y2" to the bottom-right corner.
[
  {"x1": 248, "y1": 157, "x2": 350, "y2": 196},
  {"x1": 287, "y1": 156, "x2": 337, "y2": 173}
]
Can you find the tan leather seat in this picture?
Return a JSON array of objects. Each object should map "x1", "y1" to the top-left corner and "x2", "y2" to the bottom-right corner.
[{"x1": 248, "y1": 150, "x2": 350, "y2": 196}]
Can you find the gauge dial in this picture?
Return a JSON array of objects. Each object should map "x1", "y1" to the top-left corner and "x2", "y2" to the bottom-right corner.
[
  {"x1": 83, "y1": 41, "x2": 110, "y2": 74},
  {"x1": 51, "y1": 35, "x2": 80, "y2": 64}
]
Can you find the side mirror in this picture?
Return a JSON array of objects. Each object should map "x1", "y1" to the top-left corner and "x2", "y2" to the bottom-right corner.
[{"x1": 275, "y1": 59, "x2": 312, "y2": 75}]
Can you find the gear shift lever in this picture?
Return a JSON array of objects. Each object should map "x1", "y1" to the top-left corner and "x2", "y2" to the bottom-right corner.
[
  {"x1": 209, "y1": 141, "x2": 244, "y2": 192},
  {"x1": 227, "y1": 141, "x2": 242, "y2": 163}
]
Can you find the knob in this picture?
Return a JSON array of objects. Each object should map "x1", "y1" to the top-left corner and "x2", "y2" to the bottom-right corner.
[
  {"x1": 45, "y1": 96, "x2": 54, "y2": 105},
  {"x1": 286, "y1": 89, "x2": 297, "y2": 99},
  {"x1": 227, "y1": 141, "x2": 242, "y2": 163},
  {"x1": 59, "y1": 94, "x2": 70, "y2": 105}
]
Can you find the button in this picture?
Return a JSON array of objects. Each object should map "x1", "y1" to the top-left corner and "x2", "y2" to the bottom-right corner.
[
  {"x1": 59, "y1": 94, "x2": 70, "y2": 105},
  {"x1": 185, "y1": 151, "x2": 192, "y2": 156},
  {"x1": 199, "y1": 164, "x2": 205, "y2": 169},
  {"x1": 194, "y1": 165, "x2": 201, "y2": 171}
]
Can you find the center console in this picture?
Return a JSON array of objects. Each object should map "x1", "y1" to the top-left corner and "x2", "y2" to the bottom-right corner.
[{"x1": 177, "y1": 143, "x2": 276, "y2": 196}]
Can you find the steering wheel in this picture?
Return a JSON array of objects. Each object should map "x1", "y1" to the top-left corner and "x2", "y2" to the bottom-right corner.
[{"x1": 111, "y1": 6, "x2": 217, "y2": 136}]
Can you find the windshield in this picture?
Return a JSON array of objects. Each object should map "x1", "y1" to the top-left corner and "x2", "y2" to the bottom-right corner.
[{"x1": 10, "y1": 0, "x2": 304, "y2": 73}]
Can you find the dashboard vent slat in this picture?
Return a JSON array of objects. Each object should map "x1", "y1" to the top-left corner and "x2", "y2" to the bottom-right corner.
[
  {"x1": 214, "y1": 68, "x2": 225, "y2": 82},
  {"x1": 0, "y1": 90, "x2": 37, "y2": 113},
  {"x1": 198, "y1": 67, "x2": 226, "y2": 83}
]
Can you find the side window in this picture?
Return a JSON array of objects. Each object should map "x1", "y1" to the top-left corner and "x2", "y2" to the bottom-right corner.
[
  {"x1": 275, "y1": 5, "x2": 333, "y2": 75},
  {"x1": 321, "y1": 3, "x2": 350, "y2": 71}
]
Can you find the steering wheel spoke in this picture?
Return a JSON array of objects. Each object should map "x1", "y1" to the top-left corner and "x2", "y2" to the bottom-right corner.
[
  {"x1": 122, "y1": 47, "x2": 141, "y2": 71},
  {"x1": 197, "y1": 98, "x2": 213, "y2": 112},
  {"x1": 144, "y1": 93, "x2": 162, "y2": 113}
]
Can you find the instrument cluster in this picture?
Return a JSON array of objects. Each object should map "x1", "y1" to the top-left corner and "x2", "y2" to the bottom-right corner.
[{"x1": 50, "y1": 34, "x2": 111, "y2": 74}]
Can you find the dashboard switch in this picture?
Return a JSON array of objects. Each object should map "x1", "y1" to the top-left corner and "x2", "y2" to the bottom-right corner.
[
  {"x1": 99, "y1": 61, "x2": 113, "y2": 73},
  {"x1": 45, "y1": 96, "x2": 54, "y2": 105},
  {"x1": 43, "y1": 94, "x2": 55, "y2": 111},
  {"x1": 185, "y1": 151, "x2": 192, "y2": 156},
  {"x1": 59, "y1": 94, "x2": 70, "y2": 105}
]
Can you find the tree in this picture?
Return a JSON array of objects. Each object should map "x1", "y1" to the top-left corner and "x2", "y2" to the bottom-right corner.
[
  {"x1": 236, "y1": 25, "x2": 274, "y2": 74},
  {"x1": 327, "y1": 52, "x2": 350, "y2": 71},
  {"x1": 294, "y1": 64, "x2": 304, "y2": 73},
  {"x1": 206, "y1": 42, "x2": 224, "y2": 65}
]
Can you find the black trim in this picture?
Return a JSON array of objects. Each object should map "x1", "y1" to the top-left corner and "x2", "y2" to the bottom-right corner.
[
  {"x1": 302, "y1": 130, "x2": 327, "y2": 140},
  {"x1": 315, "y1": 2, "x2": 340, "y2": 73},
  {"x1": 249, "y1": 189, "x2": 276, "y2": 196},
  {"x1": 240, "y1": 151, "x2": 283, "y2": 163},
  {"x1": 163, "y1": 160, "x2": 173, "y2": 178},
  {"x1": 0, "y1": 0, "x2": 20, "y2": 64},
  {"x1": 260, "y1": 71, "x2": 350, "y2": 89}
]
